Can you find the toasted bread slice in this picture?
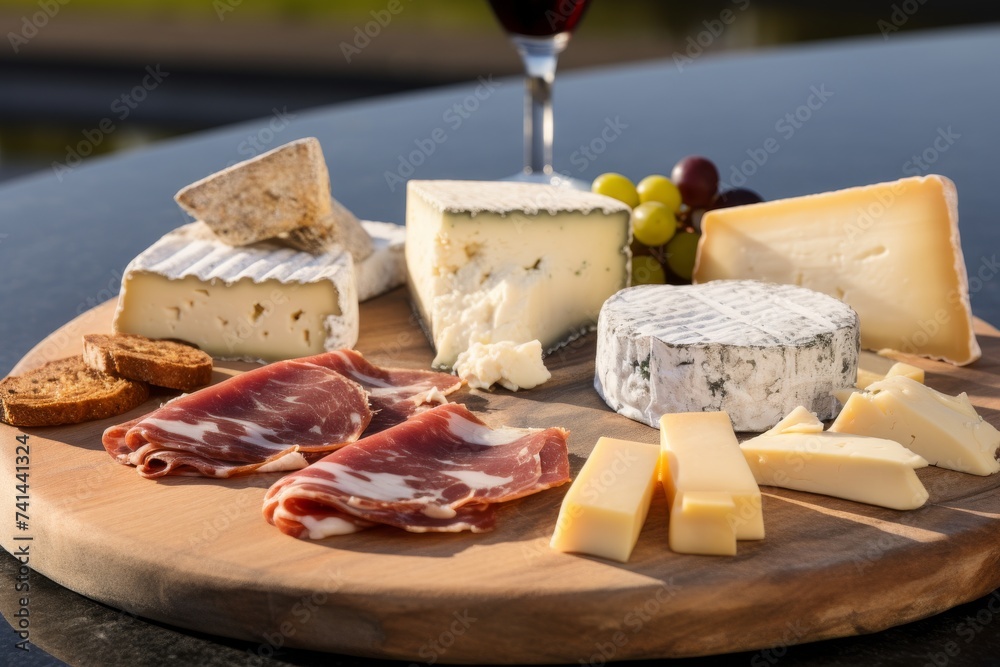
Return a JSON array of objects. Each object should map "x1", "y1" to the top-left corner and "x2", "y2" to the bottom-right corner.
[
  {"x1": 83, "y1": 333, "x2": 213, "y2": 391},
  {"x1": 0, "y1": 356, "x2": 149, "y2": 427}
]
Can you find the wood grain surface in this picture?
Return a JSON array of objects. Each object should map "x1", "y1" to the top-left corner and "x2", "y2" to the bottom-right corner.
[{"x1": 2, "y1": 289, "x2": 1000, "y2": 664}]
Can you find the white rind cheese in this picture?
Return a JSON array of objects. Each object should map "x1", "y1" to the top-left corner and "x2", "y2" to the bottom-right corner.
[
  {"x1": 356, "y1": 220, "x2": 405, "y2": 302},
  {"x1": 113, "y1": 222, "x2": 358, "y2": 361},
  {"x1": 405, "y1": 180, "x2": 631, "y2": 369},
  {"x1": 595, "y1": 280, "x2": 860, "y2": 431}
]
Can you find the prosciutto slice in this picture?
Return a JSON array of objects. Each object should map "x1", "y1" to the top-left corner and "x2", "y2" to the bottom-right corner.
[
  {"x1": 319, "y1": 349, "x2": 463, "y2": 434},
  {"x1": 104, "y1": 354, "x2": 374, "y2": 478},
  {"x1": 263, "y1": 403, "x2": 571, "y2": 537}
]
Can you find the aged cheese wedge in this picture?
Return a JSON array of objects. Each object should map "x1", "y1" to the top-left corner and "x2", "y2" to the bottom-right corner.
[
  {"x1": 595, "y1": 280, "x2": 859, "y2": 431},
  {"x1": 830, "y1": 375, "x2": 1000, "y2": 476},
  {"x1": 405, "y1": 180, "x2": 631, "y2": 369},
  {"x1": 113, "y1": 222, "x2": 358, "y2": 362},
  {"x1": 549, "y1": 437, "x2": 659, "y2": 563},
  {"x1": 694, "y1": 175, "x2": 980, "y2": 365},
  {"x1": 175, "y1": 137, "x2": 374, "y2": 260},
  {"x1": 660, "y1": 412, "x2": 764, "y2": 556},
  {"x1": 741, "y1": 422, "x2": 929, "y2": 511}
]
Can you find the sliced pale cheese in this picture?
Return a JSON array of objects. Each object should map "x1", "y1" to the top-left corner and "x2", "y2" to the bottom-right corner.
[
  {"x1": 885, "y1": 361, "x2": 925, "y2": 384},
  {"x1": 405, "y1": 180, "x2": 631, "y2": 369},
  {"x1": 830, "y1": 375, "x2": 1000, "y2": 476},
  {"x1": 549, "y1": 437, "x2": 659, "y2": 563},
  {"x1": 855, "y1": 351, "x2": 926, "y2": 389},
  {"x1": 175, "y1": 137, "x2": 374, "y2": 260},
  {"x1": 113, "y1": 222, "x2": 358, "y2": 362},
  {"x1": 694, "y1": 175, "x2": 979, "y2": 366},
  {"x1": 763, "y1": 406, "x2": 823, "y2": 436},
  {"x1": 741, "y1": 429, "x2": 929, "y2": 510},
  {"x1": 453, "y1": 340, "x2": 551, "y2": 392},
  {"x1": 659, "y1": 412, "x2": 763, "y2": 556}
]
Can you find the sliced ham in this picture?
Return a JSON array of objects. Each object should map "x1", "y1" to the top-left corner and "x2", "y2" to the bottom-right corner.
[
  {"x1": 319, "y1": 349, "x2": 463, "y2": 434},
  {"x1": 104, "y1": 354, "x2": 372, "y2": 478},
  {"x1": 104, "y1": 350, "x2": 465, "y2": 479},
  {"x1": 263, "y1": 403, "x2": 571, "y2": 537}
]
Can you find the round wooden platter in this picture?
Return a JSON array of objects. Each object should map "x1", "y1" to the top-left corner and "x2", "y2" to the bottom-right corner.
[{"x1": 3, "y1": 289, "x2": 1000, "y2": 664}]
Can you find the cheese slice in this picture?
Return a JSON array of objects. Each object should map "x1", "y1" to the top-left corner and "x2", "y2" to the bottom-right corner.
[
  {"x1": 855, "y1": 351, "x2": 925, "y2": 389},
  {"x1": 595, "y1": 280, "x2": 859, "y2": 431},
  {"x1": 741, "y1": 428, "x2": 929, "y2": 510},
  {"x1": 885, "y1": 361, "x2": 925, "y2": 384},
  {"x1": 113, "y1": 222, "x2": 358, "y2": 362},
  {"x1": 694, "y1": 175, "x2": 980, "y2": 365},
  {"x1": 405, "y1": 180, "x2": 631, "y2": 369},
  {"x1": 763, "y1": 406, "x2": 824, "y2": 435},
  {"x1": 830, "y1": 375, "x2": 1000, "y2": 476},
  {"x1": 453, "y1": 340, "x2": 551, "y2": 392},
  {"x1": 175, "y1": 137, "x2": 374, "y2": 260},
  {"x1": 660, "y1": 412, "x2": 764, "y2": 556},
  {"x1": 549, "y1": 437, "x2": 659, "y2": 563}
]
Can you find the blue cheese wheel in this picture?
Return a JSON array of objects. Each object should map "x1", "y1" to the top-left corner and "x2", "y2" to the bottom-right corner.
[{"x1": 594, "y1": 280, "x2": 860, "y2": 431}]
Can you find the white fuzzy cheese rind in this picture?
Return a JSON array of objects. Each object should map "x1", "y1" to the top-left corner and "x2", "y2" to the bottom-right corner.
[
  {"x1": 595, "y1": 280, "x2": 860, "y2": 432},
  {"x1": 113, "y1": 222, "x2": 359, "y2": 361},
  {"x1": 406, "y1": 180, "x2": 631, "y2": 369},
  {"x1": 356, "y1": 220, "x2": 405, "y2": 302}
]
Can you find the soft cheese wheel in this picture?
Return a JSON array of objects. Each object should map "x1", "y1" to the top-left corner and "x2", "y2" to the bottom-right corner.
[{"x1": 594, "y1": 280, "x2": 860, "y2": 431}]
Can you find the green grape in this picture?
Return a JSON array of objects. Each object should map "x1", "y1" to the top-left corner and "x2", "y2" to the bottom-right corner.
[
  {"x1": 632, "y1": 202, "x2": 677, "y2": 247},
  {"x1": 631, "y1": 255, "x2": 666, "y2": 285},
  {"x1": 665, "y1": 231, "x2": 701, "y2": 281},
  {"x1": 592, "y1": 172, "x2": 639, "y2": 208},
  {"x1": 637, "y1": 175, "x2": 682, "y2": 212}
]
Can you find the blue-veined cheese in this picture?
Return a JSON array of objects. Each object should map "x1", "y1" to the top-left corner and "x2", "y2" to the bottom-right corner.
[
  {"x1": 595, "y1": 280, "x2": 860, "y2": 431},
  {"x1": 405, "y1": 180, "x2": 631, "y2": 369},
  {"x1": 113, "y1": 222, "x2": 358, "y2": 362}
]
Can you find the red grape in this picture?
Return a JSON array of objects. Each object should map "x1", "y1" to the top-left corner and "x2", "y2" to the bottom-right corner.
[
  {"x1": 712, "y1": 188, "x2": 764, "y2": 210},
  {"x1": 670, "y1": 156, "x2": 719, "y2": 209}
]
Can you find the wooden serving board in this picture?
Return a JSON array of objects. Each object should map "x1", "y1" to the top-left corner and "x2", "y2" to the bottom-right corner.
[{"x1": 3, "y1": 289, "x2": 1000, "y2": 664}]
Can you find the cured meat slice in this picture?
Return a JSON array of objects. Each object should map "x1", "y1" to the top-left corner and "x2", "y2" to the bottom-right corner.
[
  {"x1": 103, "y1": 355, "x2": 372, "y2": 478},
  {"x1": 317, "y1": 349, "x2": 463, "y2": 434},
  {"x1": 263, "y1": 403, "x2": 570, "y2": 537}
]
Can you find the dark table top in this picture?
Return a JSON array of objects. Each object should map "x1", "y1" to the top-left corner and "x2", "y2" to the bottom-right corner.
[{"x1": 2, "y1": 24, "x2": 1000, "y2": 667}]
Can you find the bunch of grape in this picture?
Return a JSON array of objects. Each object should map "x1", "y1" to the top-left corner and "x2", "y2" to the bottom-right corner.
[{"x1": 592, "y1": 156, "x2": 764, "y2": 285}]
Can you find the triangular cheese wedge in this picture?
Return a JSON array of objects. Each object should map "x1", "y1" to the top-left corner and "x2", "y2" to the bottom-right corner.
[{"x1": 174, "y1": 137, "x2": 374, "y2": 260}]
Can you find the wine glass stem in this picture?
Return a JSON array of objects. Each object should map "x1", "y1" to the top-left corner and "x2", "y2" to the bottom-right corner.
[
  {"x1": 513, "y1": 35, "x2": 566, "y2": 176},
  {"x1": 525, "y1": 72, "x2": 553, "y2": 175}
]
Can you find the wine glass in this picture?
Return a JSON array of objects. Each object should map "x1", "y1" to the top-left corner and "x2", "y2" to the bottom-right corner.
[{"x1": 486, "y1": 0, "x2": 592, "y2": 189}]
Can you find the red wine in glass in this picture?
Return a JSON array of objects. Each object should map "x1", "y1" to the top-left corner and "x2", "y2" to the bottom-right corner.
[{"x1": 486, "y1": 0, "x2": 593, "y2": 188}]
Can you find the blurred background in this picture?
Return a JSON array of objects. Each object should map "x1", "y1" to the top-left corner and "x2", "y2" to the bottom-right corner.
[{"x1": 1, "y1": 0, "x2": 999, "y2": 184}]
